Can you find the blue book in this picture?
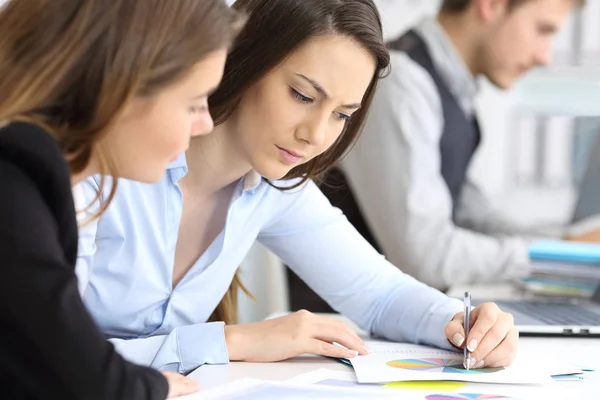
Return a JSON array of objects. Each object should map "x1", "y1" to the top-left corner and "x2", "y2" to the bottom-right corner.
[{"x1": 529, "y1": 240, "x2": 600, "y2": 264}]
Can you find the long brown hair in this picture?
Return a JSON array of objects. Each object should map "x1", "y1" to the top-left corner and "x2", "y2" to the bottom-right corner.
[
  {"x1": 0, "y1": 0, "x2": 244, "y2": 215},
  {"x1": 207, "y1": 0, "x2": 390, "y2": 325},
  {"x1": 210, "y1": 0, "x2": 390, "y2": 188}
]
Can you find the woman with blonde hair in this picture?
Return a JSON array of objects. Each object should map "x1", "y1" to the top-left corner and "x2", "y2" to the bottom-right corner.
[{"x1": 0, "y1": 0, "x2": 243, "y2": 398}]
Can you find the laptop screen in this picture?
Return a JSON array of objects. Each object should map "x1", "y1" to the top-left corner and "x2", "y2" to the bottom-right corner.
[
  {"x1": 592, "y1": 284, "x2": 600, "y2": 303},
  {"x1": 573, "y1": 132, "x2": 600, "y2": 223}
]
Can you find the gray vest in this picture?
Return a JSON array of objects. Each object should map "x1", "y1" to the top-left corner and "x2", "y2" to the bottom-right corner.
[
  {"x1": 388, "y1": 30, "x2": 481, "y2": 213},
  {"x1": 319, "y1": 30, "x2": 481, "y2": 253}
]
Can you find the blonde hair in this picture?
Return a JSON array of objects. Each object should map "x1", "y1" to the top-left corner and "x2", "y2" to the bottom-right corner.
[{"x1": 0, "y1": 0, "x2": 244, "y2": 216}]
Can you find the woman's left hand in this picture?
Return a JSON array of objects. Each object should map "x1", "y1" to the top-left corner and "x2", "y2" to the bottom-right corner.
[{"x1": 445, "y1": 302, "x2": 518, "y2": 369}]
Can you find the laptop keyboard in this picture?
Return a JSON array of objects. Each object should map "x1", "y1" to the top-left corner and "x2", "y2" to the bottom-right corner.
[{"x1": 496, "y1": 301, "x2": 600, "y2": 326}]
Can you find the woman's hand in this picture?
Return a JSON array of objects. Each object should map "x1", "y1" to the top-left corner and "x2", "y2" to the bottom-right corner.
[
  {"x1": 445, "y1": 302, "x2": 518, "y2": 369},
  {"x1": 162, "y1": 371, "x2": 199, "y2": 398},
  {"x1": 224, "y1": 310, "x2": 368, "y2": 362}
]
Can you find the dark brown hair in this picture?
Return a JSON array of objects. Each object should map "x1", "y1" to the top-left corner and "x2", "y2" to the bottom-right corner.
[
  {"x1": 209, "y1": 0, "x2": 391, "y2": 188},
  {"x1": 207, "y1": 0, "x2": 390, "y2": 324},
  {"x1": 0, "y1": 0, "x2": 244, "y2": 215},
  {"x1": 441, "y1": 0, "x2": 585, "y2": 14}
]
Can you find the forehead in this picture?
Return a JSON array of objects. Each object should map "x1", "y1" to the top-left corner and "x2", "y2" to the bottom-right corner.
[
  {"x1": 278, "y1": 34, "x2": 377, "y2": 103},
  {"x1": 509, "y1": 0, "x2": 573, "y2": 23}
]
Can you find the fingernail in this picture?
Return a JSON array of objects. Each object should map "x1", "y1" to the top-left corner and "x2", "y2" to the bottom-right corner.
[
  {"x1": 362, "y1": 345, "x2": 371, "y2": 354},
  {"x1": 464, "y1": 357, "x2": 475, "y2": 370},
  {"x1": 467, "y1": 339, "x2": 478, "y2": 352},
  {"x1": 473, "y1": 360, "x2": 485, "y2": 369},
  {"x1": 452, "y1": 333, "x2": 465, "y2": 347},
  {"x1": 347, "y1": 350, "x2": 359, "y2": 358}
]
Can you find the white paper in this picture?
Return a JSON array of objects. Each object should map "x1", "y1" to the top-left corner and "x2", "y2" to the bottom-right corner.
[
  {"x1": 350, "y1": 341, "x2": 555, "y2": 385},
  {"x1": 288, "y1": 368, "x2": 570, "y2": 400},
  {"x1": 180, "y1": 378, "x2": 417, "y2": 400}
]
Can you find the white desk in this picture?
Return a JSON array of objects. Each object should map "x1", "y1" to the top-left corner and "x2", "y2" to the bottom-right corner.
[{"x1": 189, "y1": 319, "x2": 600, "y2": 399}]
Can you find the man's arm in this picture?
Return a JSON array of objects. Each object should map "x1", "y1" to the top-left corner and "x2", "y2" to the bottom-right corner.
[
  {"x1": 456, "y1": 177, "x2": 565, "y2": 238},
  {"x1": 340, "y1": 52, "x2": 530, "y2": 289}
]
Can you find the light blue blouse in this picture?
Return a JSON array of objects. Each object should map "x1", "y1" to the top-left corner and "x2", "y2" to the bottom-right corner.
[{"x1": 76, "y1": 154, "x2": 462, "y2": 374}]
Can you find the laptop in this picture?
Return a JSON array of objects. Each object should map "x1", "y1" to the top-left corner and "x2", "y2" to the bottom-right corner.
[
  {"x1": 571, "y1": 130, "x2": 600, "y2": 224},
  {"x1": 489, "y1": 131, "x2": 600, "y2": 336},
  {"x1": 484, "y1": 284, "x2": 600, "y2": 337}
]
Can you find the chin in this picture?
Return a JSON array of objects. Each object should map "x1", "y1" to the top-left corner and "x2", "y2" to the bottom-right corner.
[
  {"x1": 122, "y1": 168, "x2": 165, "y2": 184},
  {"x1": 488, "y1": 75, "x2": 515, "y2": 91},
  {"x1": 253, "y1": 162, "x2": 292, "y2": 181}
]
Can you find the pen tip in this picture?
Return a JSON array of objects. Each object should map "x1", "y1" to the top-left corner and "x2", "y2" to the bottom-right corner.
[{"x1": 465, "y1": 358, "x2": 471, "y2": 370}]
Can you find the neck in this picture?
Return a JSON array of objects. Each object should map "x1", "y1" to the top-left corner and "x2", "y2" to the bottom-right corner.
[
  {"x1": 437, "y1": 12, "x2": 481, "y2": 76},
  {"x1": 69, "y1": 157, "x2": 98, "y2": 187},
  {"x1": 183, "y1": 118, "x2": 253, "y2": 195}
]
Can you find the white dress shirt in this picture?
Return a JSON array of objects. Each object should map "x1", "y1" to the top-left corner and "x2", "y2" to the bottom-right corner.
[
  {"x1": 76, "y1": 153, "x2": 462, "y2": 374},
  {"x1": 340, "y1": 17, "x2": 561, "y2": 289}
]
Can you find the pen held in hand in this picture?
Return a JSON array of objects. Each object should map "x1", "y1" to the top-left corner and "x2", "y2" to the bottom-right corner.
[{"x1": 463, "y1": 291, "x2": 472, "y2": 370}]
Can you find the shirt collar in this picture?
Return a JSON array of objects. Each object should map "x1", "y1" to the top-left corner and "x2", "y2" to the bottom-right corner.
[
  {"x1": 167, "y1": 153, "x2": 188, "y2": 170},
  {"x1": 414, "y1": 17, "x2": 479, "y2": 115},
  {"x1": 243, "y1": 170, "x2": 262, "y2": 191},
  {"x1": 167, "y1": 152, "x2": 262, "y2": 191}
]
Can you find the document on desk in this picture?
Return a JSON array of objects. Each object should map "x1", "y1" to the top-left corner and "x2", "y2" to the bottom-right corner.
[
  {"x1": 185, "y1": 378, "x2": 418, "y2": 400},
  {"x1": 350, "y1": 341, "x2": 554, "y2": 385},
  {"x1": 288, "y1": 369, "x2": 569, "y2": 400}
]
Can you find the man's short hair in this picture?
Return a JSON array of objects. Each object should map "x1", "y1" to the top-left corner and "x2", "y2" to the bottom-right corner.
[{"x1": 441, "y1": 0, "x2": 585, "y2": 14}]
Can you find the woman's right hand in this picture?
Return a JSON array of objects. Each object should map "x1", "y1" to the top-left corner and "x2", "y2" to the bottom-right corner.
[
  {"x1": 224, "y1": 310, "x2": 368, "y2": 362},
  {"x1": 162, "y1": 371, "x2": 199, "y2": 398}
]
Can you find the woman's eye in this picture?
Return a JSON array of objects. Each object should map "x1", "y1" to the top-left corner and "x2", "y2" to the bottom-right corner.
[
  {"x1": 290, "y1": 88, "x2": 313, "y2": 104},
  {"x1": 190, "y1": 105, "x2": 206, "y2": 113},
  {"x1": 335, "y1": 112, "x2": 351, "y2": 122}
]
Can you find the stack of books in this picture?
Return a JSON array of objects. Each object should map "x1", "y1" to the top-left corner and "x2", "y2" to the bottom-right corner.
[{"x1": 522, "y1": 240, "x2": 600, "y2": 298}]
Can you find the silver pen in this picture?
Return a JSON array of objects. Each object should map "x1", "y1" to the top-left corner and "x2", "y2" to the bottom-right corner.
[{"x1": 463, "y1": 291, "x2": 472, "y2": 370}]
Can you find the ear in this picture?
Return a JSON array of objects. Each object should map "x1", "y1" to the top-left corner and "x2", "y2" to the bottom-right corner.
[{"x1": 473, "y1": 0, "x2": 510, "y2": 23}]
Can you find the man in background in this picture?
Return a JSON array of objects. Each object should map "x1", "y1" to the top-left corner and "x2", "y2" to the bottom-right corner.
[
  {"x1": 332, "y1": 0, "x2": 584, "y2": 290},
  {"x1": 286, "y1": 0, "x2": 586, "y2": 311}
]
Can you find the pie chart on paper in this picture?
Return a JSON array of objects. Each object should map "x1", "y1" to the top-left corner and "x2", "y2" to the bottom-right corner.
[{"x1": 386, "y1": 359, "x2": 503, "y2": 374}]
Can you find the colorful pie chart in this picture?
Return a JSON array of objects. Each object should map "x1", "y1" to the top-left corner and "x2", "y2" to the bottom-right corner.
[{"x1": 386, "y1": 358, "x2": 503, "y2": 374}]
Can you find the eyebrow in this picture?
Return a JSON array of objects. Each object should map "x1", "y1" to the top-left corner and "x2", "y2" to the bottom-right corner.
[
  {"x1": 538, "y1": 22, "x2": 558, "y2": 34},
  {"x1": 192, "y1": 85, "x2": 219, "y2": 100},
  {"x1": 295, "y1": 73, "x2": 362, "y2": 110}
]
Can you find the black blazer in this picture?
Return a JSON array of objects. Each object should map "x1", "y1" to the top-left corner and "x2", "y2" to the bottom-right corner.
[{"x1": 0, "y1": 122, "x2": 167, "y2": 400}]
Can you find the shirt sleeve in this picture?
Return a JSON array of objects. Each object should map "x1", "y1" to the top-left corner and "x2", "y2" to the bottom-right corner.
[
  {"x1": 456, "y1": 177, "x2": 565, "y2": 239},
  {"x1": 75, "y1": 178, "x2": 230, "y2": 374},
  {"x1": 0, "y1": 160, "x2": 168, "y2": 400},
  {"x1": 108, "y1": 322, "x2": 229, "y2": 374},
  {"x1": 257, "y1": 180, "x2": 462, "y2": 351},
  {"x1": 339, "y1": 52, "x2": 531, "y2": 289}
]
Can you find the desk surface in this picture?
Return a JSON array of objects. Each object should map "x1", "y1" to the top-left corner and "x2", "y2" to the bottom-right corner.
[{"x1": 189, "y1": 317, "x2": 600, "y2": 399}]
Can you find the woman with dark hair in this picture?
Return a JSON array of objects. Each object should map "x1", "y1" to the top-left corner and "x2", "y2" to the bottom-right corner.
[
  {"x1": 78, "y1": 0, "x2": 518, "y2": 376},
  {"x1": 0, "y1": 0, "x2": 243, "y2": 398}
]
